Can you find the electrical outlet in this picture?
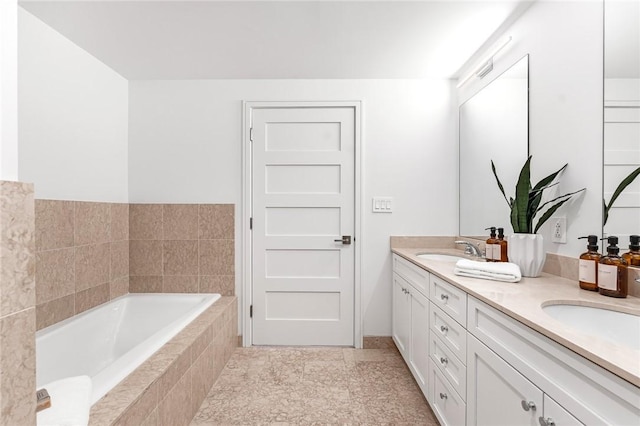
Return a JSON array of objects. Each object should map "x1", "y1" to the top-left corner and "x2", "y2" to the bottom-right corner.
[{"x1": 552, "y1": 217, "x2": 567, "y2": 243}]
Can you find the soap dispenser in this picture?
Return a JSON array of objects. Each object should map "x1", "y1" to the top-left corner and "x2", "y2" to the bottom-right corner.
[
  {"x1": 578, "y1": 235, "x2": 600, "y2": 291},
  {"x1": 622, "y1": 235, "x2": 640, "y2": 267},
  {"x1": 598, "y1": 236, "x2": 628, "y2": 298},
  {"x1": 485, "y1": 227, "x2": 498, "y2": 262},
  {"x1": 497, "y1": 227, "x2": 508, "y2": 262}
]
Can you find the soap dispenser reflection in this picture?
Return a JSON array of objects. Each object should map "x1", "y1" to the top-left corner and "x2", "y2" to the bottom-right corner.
[{"x1": 598, "y1": 236, "x2": 628, "y2": 298}]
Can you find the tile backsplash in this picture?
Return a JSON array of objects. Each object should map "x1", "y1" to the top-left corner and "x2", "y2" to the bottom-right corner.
[
  {"x1": 35, "y1": 201, "x2": 129, "y2": 330},
  {"x1": 35, "y1": 201, "x2": 235, "y2": 330}
]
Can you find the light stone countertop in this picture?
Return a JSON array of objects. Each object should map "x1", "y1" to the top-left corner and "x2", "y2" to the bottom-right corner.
[{"x1": 391, "y1": 247, "x2": 640, "y2": 388}]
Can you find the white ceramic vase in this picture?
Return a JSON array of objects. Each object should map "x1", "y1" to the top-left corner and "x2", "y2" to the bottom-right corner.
[{"x1": 507, "y1": 233, "x2": 545, "y2": 277}]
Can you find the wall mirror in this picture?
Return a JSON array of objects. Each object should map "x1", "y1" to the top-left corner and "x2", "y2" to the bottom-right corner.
[
  {"x1": 603, "y1": 0, "x2": 640, "y2": 243},
  {"x1": 459, "y1": 55, "x2": 529, "y2": 237}
]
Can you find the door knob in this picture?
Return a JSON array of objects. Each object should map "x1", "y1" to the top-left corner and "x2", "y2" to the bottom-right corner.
[
  {"x1": 334, "y1": 236, "x2": 352, "y2": 245},
  {"x1": 521, "y1": 400, "x2": 536, "y2": 411}
]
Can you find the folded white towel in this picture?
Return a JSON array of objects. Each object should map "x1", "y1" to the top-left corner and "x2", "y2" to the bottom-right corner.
[
  {"x1": 454, "y1": 259, "x2": 522, "y2": 283},
  {"x1": 37, "y1": 376, "x2": 92, "y2": 426}
]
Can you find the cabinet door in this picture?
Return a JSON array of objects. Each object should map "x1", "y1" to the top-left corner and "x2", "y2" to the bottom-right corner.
[
  {"x1": 540, "y1": 395, "x2": 583, "y2": 426},
  {"x1": 467, "y1": 334, "x2": 543, "y2": 426},
  {"x1": 392, "y1": 273, "x2": 411, "y2": 357},
  {"x1": 409, "y1": 288, "x2": 429, "y2": 393}
]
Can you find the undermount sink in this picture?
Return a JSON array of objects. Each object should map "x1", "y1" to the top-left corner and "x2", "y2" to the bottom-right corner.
[
  {"x1": 542, "y1": 304, "x2": 640, "y2": 350},
  {"x1": 416, "y1": 253, "x2": 466, "y2": 262}
]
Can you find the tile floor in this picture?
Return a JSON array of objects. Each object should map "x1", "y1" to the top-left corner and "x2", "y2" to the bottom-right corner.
[{"x1": 191, "y1": 347, "x2": 439, "y2": 425}]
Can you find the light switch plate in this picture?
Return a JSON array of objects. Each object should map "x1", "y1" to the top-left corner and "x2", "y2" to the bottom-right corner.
[{"x1": 372, "y1": 197, "x2": 393, "y2": 213}]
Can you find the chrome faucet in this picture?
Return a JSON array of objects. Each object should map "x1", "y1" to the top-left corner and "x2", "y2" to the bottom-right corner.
[{"x1": 454, "y1": 240, "x2": 484, "y2": 258}]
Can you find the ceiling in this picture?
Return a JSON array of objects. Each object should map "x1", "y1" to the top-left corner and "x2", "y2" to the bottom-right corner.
[{"x1": 19, "y1": 1, "x2": 533, "y2": 80}]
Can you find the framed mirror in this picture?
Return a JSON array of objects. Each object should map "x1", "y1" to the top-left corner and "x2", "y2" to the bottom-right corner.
[
  {"x1": 603, "y1": 0, "x2": 640, "y2": 243},
  {"x1": 459, "y1": 55, "x2": 529, "y2": 237}
]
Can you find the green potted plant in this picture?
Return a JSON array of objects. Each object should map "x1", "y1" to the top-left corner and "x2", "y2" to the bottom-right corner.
[{"x1": 491, "y1": 156, "x2": 585, "y2": 276}]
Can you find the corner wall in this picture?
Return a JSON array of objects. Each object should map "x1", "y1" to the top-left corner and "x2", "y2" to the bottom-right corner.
[{"x1": 18, "y1": 9, "x2": 129, "y2": 202}]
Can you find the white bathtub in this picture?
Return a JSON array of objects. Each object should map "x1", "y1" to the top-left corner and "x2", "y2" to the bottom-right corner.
[{"x1": 36, "y1": 293, "x2": 221, "y2": 404}]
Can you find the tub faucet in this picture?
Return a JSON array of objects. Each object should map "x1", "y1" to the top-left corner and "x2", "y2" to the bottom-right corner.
[{"x1": 454, "y1": 240, "x2": 484, "y2": 258}]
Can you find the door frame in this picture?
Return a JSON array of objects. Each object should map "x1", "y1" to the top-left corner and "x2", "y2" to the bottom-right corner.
[{"x1": 241, "y1": 101, "x2": 363, "y2": 348}]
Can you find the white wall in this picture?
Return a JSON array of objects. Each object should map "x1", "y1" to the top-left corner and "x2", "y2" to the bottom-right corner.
[
  {"x1": 18, "y1": 9, "x2": 129, "y2": 202},
  {"x1": 129, "y1": 79, "x2": 458, "y2": 336},
  {"x1": 0, "y1": 0, "x2": 19, "y2": 181},
  {"x1": 458, "y1": 0, "x2": 603, "y2": 257}
]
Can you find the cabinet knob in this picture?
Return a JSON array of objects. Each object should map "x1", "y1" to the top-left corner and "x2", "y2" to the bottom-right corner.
[
  {"x1": 440, "y1": 293, "x2": 449, "y2": 301},
  {"x1": 440, "y1": 325, "x2": 449, "y2": 333},
  {"x1": 539, "y1": 417, "x2": 555, "y2": 426},
  {"x1": 439, "y1": 392, "x2": 448, "y2": 400},
  {"x1": 440, "y1": 356, "x2": 448, "y2": 365},
  {"x1": 521, "y1": 400, "x2": 537, "y2": 411}
]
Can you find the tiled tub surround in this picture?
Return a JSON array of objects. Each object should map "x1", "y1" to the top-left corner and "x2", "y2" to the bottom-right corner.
[
  {"x1": 89, "y1": 295, "x2": 237, "y2": 426},
  {"x1": 0, "y1": 181, "x2": 36, "y2": 425},
  {"x1": 129, "y1": 204, "x2": 234, "y2": 296},
  {"x1": 391, "y1": 245, "x2": 640, "y2": 386},
  {"x1": 35, "y1": 200, "x2": 129, "y2": 330}
]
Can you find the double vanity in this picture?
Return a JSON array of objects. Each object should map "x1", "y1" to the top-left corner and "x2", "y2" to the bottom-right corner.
[{"x1": 391, "y1": 243, "x2": 640, "y2": 426}]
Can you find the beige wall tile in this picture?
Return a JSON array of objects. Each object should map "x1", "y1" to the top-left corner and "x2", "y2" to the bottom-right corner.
[
  {"x1": 1, "y1": 182, "x2": 35, "y2": 316},
  {"x1": 35, "y1": 248, "x2": 75, "y2": 304},
  {"x1": 163, "y1": 240, "x2": 198, "y2": 275},
  {"x1": 163, "y1": 205, "x2": 198, "y2": 240},
  {"x1": 35, "y1": 199, "x2": 74, "y2": 251},
  {"x1": 113, "y1": 381, "x2": 158, "y2": 426},
  {"x1": 110, "y1": 276, "x2": 129, "y2": 299},
  {"x1": 163, "y1": 276, "x2": 198, "y2": 293},
  {"x1": 130, "y1": 276, "x2": 163, "y2": 293},
  {"x1": 130, "y1": 204, "x2": 163, "y2": 240},
  {"x1": 111, "y1": 240, "x2": 130, "y2": 280},
  {"x1": 75, "y1": 242, "x2": 111, "y2": 291},
  {"x1": 111, "y1": 203, "x2": 129, "y2": 242},
  {"x1": 159, "y1": 370, "x2": 192, "y2": 426},
  {"x1": 130, "y1": 241, "x2": 163, "y2": 276},
  {"x1": 139, "y1": 408, "x2": 159, "y2": 426},
  {"x1": 199, "y1": 240, "x2": 234, "y2": 275},
  {"x1": 191, "y1": 343, "x2": 214, "y2": 417},
  {"x1": 199, "y1": 275, "x2": 234, "y2": 296},
  {"x1": 75, "y1": 282, "x2": 110, "y2": 314},
  {"x1": 0, "y1": 309, "x2": 36, "y2": 426},
  {"x1": 159, "y1": 349, "x2": 191, "y2": 397},
  {"x1": 75, "y1": 201, "x2": 110, "y2": 246},
  {"x1": 191, "y1": 325, "x2": 213, "y2": 361},
  {"x1": 199, "y1": 204, "x2": 234, "y2": 240},
  {"x1": 36, "y1": 294, "x2": 75, "y2": 330}
]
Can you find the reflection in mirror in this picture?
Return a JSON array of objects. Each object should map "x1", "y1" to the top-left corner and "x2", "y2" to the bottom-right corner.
[
  {"x1": 603, "y1": 0, "x2": 640, "y2": 243},
  {"x1": 459, "y1": 55, "x2": 529, "y2": 237}
]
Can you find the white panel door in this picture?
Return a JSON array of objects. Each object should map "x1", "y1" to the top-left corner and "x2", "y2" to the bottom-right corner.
[{"x1": 251, "y1": 106, "x2": 355, "y2": 346}]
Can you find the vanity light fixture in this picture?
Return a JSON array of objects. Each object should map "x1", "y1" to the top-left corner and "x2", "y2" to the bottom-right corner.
[{"x1": 456, "y1": 36, "x2": 513, "y2": 88}]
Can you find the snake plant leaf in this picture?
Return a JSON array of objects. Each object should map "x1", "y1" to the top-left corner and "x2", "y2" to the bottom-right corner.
[
  {"x1": 603, "y1": 199, "x2": 608, "y2": 227},
  {"x1": 491, "y1": 160, "x2": 511, "y2": 207},
  {"x1": 603, "y1": 166, "x2": 640, "y2": 227},
  {"x1": 511, "y1": 198, "x2": 520, "y2": 232},
  {"x1": 535, "y1": 188, "x2": 586, "y2": 215},
  {"x1": 532, "y1": 164, "x2": 568, "y2": 193},
  {"x1": 534, "y1": 197, "x2": 574, "y2": 234},
  {"x1": 515, "y1": 156, "x2": 532, "y2": 233}
]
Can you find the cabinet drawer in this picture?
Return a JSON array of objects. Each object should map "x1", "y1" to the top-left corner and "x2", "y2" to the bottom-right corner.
[
  {"x1": 430, "y1": 274, "x2": 467, "y2": 326},
  {"x1": 430, "y1": 303, "x2": 466, "y2": 363},
  {"x1": 542, "y1": 394, "x2": 583, "y2": 426},
  {"x1": 393, "y1": 254, "x2": 430, "y2": 297},
  {"x1": 430, "y1": 331, "x2": 466, "y2": 400},
  {"x1": 429, "y1": 359, "x2": 466, "y2": 426}
]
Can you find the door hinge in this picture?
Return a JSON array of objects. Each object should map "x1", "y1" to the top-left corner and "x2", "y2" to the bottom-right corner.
[
  {"x1": 249, "y1": 305, "x2": 253, "y2": 318},
  {"x1": 249, "y1": 127, "x2": 254, "y2": 142},
  {"x1": 250, "y1": 217, "x2": 253, "y2": 230}
]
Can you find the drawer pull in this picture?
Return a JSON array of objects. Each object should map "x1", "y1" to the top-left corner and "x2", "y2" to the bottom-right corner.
[
  {"x1": 439, "y1": 392, "x2": 448, "y2": 400},
  {"x1": 539, "y1": 417, "x2": 555, "y2": 426},
  {"x1": 440, "y1": 293, "x2": 449, "y2": 301},
  {"x1": 440, "y1": 325, "x2": 449, "y2": 333},
  {"x1": 440, "y1": 356, "x2": 448, "y2": 365},
  {"x1": 521, "y1": 400, "x2": 536, "y2": 412}
]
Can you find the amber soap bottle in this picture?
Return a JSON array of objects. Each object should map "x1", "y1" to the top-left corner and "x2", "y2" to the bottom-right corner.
[
  {"x1": 497, "y1": 227, "x2": 508, "y2": 262},
  {"x1": 622, "y1": 235, "x2": 640, "y2": 267},
  {"x1": 598, "y1": 236, "x2": 628, "y2": 298},
  {"x1": 485, "y1": 227, "x2": 498, "y2": 262},
  {"x1": 578, "y1": 235, "x2": 600, "y2": 291}
]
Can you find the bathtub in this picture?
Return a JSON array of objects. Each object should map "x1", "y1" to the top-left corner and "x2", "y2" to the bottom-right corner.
[{"x1": 36, "y1": 293, "x2": 221, "y2": 404}]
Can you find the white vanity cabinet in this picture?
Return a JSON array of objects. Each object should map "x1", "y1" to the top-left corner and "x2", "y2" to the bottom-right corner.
[{"x1": 392, "y1": 255, "x2": 430, "y2": 394}]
